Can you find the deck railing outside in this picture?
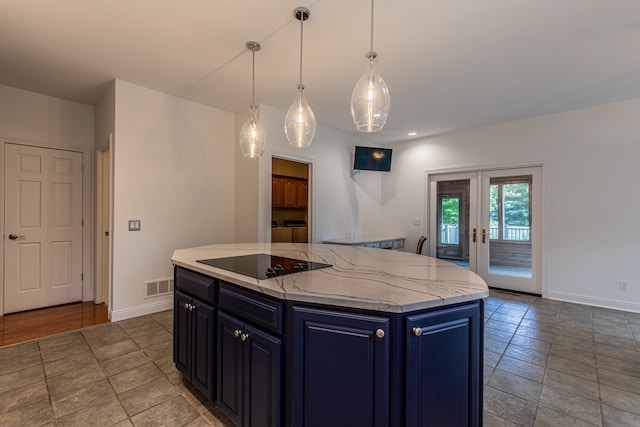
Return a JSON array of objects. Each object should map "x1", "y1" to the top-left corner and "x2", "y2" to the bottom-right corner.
[{"x1": 441, "y1": 225, "x2": 530, "y2": 243}]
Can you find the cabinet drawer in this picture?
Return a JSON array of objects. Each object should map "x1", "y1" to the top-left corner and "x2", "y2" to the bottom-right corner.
[
  {"x1": 219, "y1": 283, "x2": 283, "y2": 334},
  {"x1": 175, "y1": 267, "x2": 217, "y2": 304}
]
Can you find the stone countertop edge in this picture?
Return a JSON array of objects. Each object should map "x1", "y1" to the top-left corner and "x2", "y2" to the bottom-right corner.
[
  {"x1": 322, "y1": 235, "x2": 405, "y2": 245},
  {"x1": 171, "y1": 243, "x2": 489, "y2": 314}
]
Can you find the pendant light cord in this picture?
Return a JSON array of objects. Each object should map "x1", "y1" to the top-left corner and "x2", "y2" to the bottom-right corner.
[
  {"x1": 251, "y1": 49, "x2": 256, "y2": 105},
  {"x1": 299, "y1": 14, "x2": 304, "y2": 86},
  {"x1": 369, "y1": 0, "x2": 375, "y2": 53}
]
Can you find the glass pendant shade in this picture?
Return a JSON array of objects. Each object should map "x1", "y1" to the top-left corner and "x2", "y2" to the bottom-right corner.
[
  {"x1": 351, "y1": 52, "x2": 390, "y2": 132},
  {"x1": 239, "y1": 105, "x2": 266, "y2": 158},
  {"x1": 285, "y1": 85, "x2": 316, "y2": 147}
]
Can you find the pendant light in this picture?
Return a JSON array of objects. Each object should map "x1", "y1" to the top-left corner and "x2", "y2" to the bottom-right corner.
[
  {"x1": 239, "y1": 41, "x2": 266, "y2": 158},
  {"x1": 350, "y1": 0, "x2": 390, "y2": 132},
  {"x1": 284, "y1": 7, "x2": 316, "y2": 147}
]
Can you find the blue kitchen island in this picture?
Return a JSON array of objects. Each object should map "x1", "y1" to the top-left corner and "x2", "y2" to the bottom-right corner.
[{"x1": 172, "y1": 243, "x2": 489, "y2": 427}]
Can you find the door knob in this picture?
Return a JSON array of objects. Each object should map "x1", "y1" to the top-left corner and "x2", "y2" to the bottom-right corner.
[{"x1": 8, "y1": 234, "x2": 25, "y2": 240}]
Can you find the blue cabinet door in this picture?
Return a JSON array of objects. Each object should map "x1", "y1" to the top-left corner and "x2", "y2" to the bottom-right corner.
[
  {"x1": 174, "y1": 291, "x2": 191, "y2": 376},
  {"x1": 218, "y1": 311, "x2": 245, "y2": 427},
  {"x1": 192, "y1": 299, "x2": 215, "y2": 400},
  {"x1": 245, "y1": 324, "x2": 282, "y2": 427},
  {"x1": 174, "y1": 290, "x2": 215, "y2": 401},
  {"x1": 405, "y1": 302, "x2": 482, "y2": 427},
  {"x1": 218, "y1": 311, "x2": 282, "y2": 427},
  {"x1": 291, "y1": 306, "x2": 390, "y2": 427}
]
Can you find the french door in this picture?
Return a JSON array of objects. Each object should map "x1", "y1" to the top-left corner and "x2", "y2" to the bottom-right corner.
[{"x1": 428, "y1": 167, "x2": 541, "y2": 294}]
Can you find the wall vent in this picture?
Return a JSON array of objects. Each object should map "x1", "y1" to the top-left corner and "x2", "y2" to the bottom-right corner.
[{"x1": 144, "y1": 277, "x2": 174, "y2": 298}]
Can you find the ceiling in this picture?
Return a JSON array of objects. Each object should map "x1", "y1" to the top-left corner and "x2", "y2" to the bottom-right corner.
[{"x1": 2, "y1": 0, "x2": 640, "y2": 144}]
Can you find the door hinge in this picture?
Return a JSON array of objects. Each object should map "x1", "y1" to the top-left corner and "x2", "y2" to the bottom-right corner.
[
  {"x1": 81, "y1": 273, "x2": 84, "y2": 281},
  {"x1": 82, "y1": 219, "x2": 84, "y2": 227},
  {"x1": 82, "y1": 164, "x2": 85, "y2": 173}
]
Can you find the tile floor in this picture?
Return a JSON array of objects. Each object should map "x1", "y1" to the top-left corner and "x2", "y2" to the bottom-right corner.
[{"x1": 0, "y1": 290, "x2": 639, "y2": 426}]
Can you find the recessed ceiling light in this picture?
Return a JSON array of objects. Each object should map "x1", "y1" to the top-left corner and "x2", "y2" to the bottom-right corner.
[{"x1": 408, "y1": 132, "x2": 418, "y2": 136}]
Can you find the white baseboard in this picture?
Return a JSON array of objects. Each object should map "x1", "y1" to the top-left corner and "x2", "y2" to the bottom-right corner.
[
  {"x1": 109, "y1": 298, "x2": 173, "y2": 322},
  {"x1": 548, "y1": 291, "x2": 640, "y2": 314}
]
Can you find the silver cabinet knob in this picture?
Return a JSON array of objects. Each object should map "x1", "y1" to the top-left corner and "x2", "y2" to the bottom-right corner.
[
  {"x1": 234, "y1": 329, "x2": 241, "y2": 338},
  {"x1": 412, "y1": 327, "x2": 423, "y2": 337},
  {"x1": 241, "y1": 333, "x2": 249, "y2": 342},
  {"x1": 376, "y1": 329, "x2": 385, "y2": 339}
]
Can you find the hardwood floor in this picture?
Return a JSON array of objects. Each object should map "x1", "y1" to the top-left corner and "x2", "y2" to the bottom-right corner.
[{"x1": 0, "y1": 301, "x2": 109, "y2": 347}]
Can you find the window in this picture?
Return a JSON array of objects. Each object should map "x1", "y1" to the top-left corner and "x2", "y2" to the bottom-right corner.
[
  {"x1": 440, "y1": 196, "x2": 460, "y2": 244},
  {"x1": 489, "y1": 176, "x2": 531, "y2": 241}
]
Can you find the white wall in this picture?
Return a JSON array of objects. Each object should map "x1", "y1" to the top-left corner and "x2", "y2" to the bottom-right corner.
[
  {"x1": 249, "y1": 104, "x2": 383, "y2": 243},
  {"x1": 384, "y1": 98, "x2": 640, "y2": 313},
  {"x1": 0, "y1": 84, "x2": 95, "y2": 315},
  {"x1": 110, "y1": 80, "x2": 236, "y2": 320}
]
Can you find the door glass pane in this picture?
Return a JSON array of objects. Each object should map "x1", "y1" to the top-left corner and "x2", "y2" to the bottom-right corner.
[
  {"x1": 488, "y1": 176, "x2": 532, "y2": 278},
  {"x1": 436, "y1": 180, "x2": 469, "y2": 267},
  {"x1": 503, "y1": 183, "x2": 530, "y2": 241},
  {"x1": 489, "y1": 185, "x2": 499, "y2": 239},
  {"x1": 440, "y1": 197, "x2": 459, "y2": 244}
]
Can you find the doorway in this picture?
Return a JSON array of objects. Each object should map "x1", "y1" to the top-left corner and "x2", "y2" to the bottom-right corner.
[
  {"x1": 428, "y1": 167, "x2": 542, "y2": 294},
  {"x1": 3, "y1": 143, "x2": 84, "y2": 313},
  {"x1": 271, "y1": 157, "x2": 310, "y2": 243},
  {"x1": 96, "y1": 143, "x2": 111, "y2": 309}
]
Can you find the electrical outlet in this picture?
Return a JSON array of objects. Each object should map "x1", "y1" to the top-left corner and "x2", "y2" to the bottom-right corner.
[
  {"x1": 414, "y1": 218, "x2": 421, "y2": 226},
  {"x1": 618, "y1": 281, "x2": 629, "y2": 292}
]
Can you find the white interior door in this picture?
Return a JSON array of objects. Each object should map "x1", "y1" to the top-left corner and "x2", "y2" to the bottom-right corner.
[
  {"x1": 4, "y1": 143, "x2": 83, "y2": 313},
  {"x1": 428, "y1": 167, "x2": 541, "y2": 295}
]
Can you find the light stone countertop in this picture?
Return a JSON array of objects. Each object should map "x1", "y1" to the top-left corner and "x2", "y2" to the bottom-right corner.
[
  {"x1": 322, "y1": 235, "x2": 404, "y2": 245},
  {"x1": 171, "y1": 243, "x2": 489, "y2": 313}
]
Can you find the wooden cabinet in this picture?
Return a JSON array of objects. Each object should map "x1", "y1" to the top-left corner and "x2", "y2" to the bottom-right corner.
[
  {"x1": 296, "y1": 180, "x2": 308, "y2": 209},
  {"x1": 405, "y1": 302, "x2": 482, "y2": 427},
  {"x1": 174, "y1": 290, "x2": 216, "y2": 401},
  {"x1": 283, "y1": 178, "x2": 297, "y2": 208},
  {"x1": 291, "y1": 306, "x2": 391, "y2": 427},
  {"x1": 272, "y1": 175, "x2": 307, "y2": 209},
  {"x1": 272, "y1": 177, "x2": 284, "y2": 208}
]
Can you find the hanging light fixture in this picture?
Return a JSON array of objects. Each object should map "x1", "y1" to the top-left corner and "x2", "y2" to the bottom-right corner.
[
  {"x1": 351, "y1": 0, "x2": 390, "y2": 132},
  {"x1": 239, "y1": 41, "x2": 267, "y2": 158},
  {"x1": 284, "y1": 7, "x2": 316, "y2": 147}
]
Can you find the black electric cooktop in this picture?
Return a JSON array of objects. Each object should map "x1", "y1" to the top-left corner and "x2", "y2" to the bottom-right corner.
[{"x1": 197, "y1": 253, "x2": 331, "y2": 280}]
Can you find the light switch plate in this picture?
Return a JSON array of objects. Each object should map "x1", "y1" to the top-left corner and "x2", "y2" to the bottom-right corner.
[{"x1": 128, "y1": 220, "x2": 141, "y2": 231}]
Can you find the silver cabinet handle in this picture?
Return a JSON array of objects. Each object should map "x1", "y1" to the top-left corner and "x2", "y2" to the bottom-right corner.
[
  {"x1": 376, "y1": 329, "x2": 385, "y2": 339},
  {"x1": 412, "y1": 327, "x2": 423, "y2": 337},
  {"x1": 234, "y1": 329, "x2": 241, "y2": 338},
  {"x1": 241, "y1": 333, "x2": 249, "y2": 342}
]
